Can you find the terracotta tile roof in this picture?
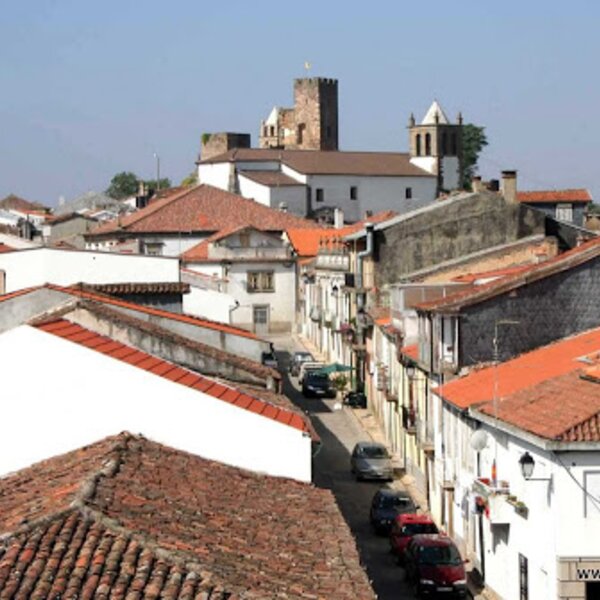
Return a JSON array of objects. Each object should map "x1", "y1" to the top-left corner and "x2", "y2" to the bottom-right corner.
[
  {"x1": 199, "y1": 148, "x2": 435, "y2": 177},
  {"x1": 287, "y1": 210, "x2": 397, "y2": 257},
  {"x1": 88, "y1": 184, "x2": 315, "y2": 236},
  {"x1": 0, "y1": 433, "x2": 375, "y2": 599},
  {"x1": 0, "y1": 193, "x2": 49, "y2": 213},
  {"x1": 451, "y1": 264, "x2": 531, "y2": 283},
  {"x1": 35, "y1": 319, "x2": 310, "y2": 436},
  {"x1": 416, "y1": 237, "x2": 600, "y2": 313},
  {"x1": 437, "y1": 327, "x2": 600, "y2": 410},
  {"x1": 239, "y1": 170, "x2": 304, "y2": 186},
  {"x1": 517, "y1": 189, "x2": 592, "y2": 204},
  {"x1": 49, "y1": 284, "x2": 260, "y2": 340},
  {"x1": 0, "y1": 242, "x2": 16, "y2": 253},
  {"x1": 476, "y1": 370, "x2": 600, "y2": 442},
  {"x1": 80, "y1": 281, "x2": 191, "y2": 295}
]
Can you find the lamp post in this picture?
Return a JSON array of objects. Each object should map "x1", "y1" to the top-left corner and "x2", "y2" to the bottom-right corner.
[
  {"x1": 154, "y1": 152, "x2": 161, "y2": 191},
  {"x1": 519, "y1": 451, "x2": 552, "y2": 481}
]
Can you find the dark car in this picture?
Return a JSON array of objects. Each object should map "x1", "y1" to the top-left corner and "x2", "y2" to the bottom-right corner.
[
  {"x1": 261, "y1": 351, "x2": 278, "y2": 369},
  {"x1": 369, "y1": 488, "x2": 418, "y2": 534},
  {"x1": 350, "y1": 441, "x2": 393, "y2": 481},
  {"x1": 390, "y1": 513, "x2": 439, "y2": 561},
  {"x1": 404, "y1": 534, "x2": 467, "y2": 598},
  {"x1": 302, "y1": 372, "x2": 336, "y2": 398},
  {"x1": 289, "y1": 351, "x2": 314, "y2": 377}
]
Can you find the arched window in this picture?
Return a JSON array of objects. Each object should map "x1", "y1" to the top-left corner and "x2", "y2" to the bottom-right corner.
[
  {"x1": 415, "y1": 134, "x2": 421, "y2": 157},
  {"x1": 441, "y1": 132, "x2": 447, "y2": 155},
  {"x1": 297, "y1": 123, "x2": 306, "y2": 144},
  {"x1": 425, "y1": 133, "x2": 432, "y2": 156},
  {"x1": 451, "y1": 134, "x2": 457, "y2": 155}
]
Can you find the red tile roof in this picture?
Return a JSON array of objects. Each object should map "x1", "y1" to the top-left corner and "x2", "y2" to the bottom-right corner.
[
  {"x1": 0, "y1": 193, "x2": 49, "y2": 213},
  {"x1": 287, "y1": 210, "x2": 397, "y2": 257},
  {"x1": 35, "y1": 319, "x2": 312, "y2": 436},
  {"x1": 451, "y1": 264, "x2": 531, "y2": 283},
  {"x1": 517, "y1": 189, "x2": 592, "y2": 204},
  {"x1": 0, "y1": 433, "x2": 375, "y2": 599},
  {"x1": 88, "y1": 184, "x2": 316, "y2": 236},
  {"x1": 0, "y1": 242, "x2": 15, "y2": 253},
  {"x1": 199, "y1": 148, "x2": 435, "y2": 177},
  {"x1": 239, "y1": 170, "x2": 304, "y2": 186},
  {"x1": 476, "y1": 370, "x2": 600, "y2": 442},
  {"x1": 50, "y1": 284, "x2": 260, "y2": 340},
  {"x1": 437, "y1": 327, "x2": 600, "y2": 410},
  {"x1": 417, "y1": 236, "x2": 600, "y2": 313},
  {"x1": 401, "y1": 344, "x2": 419, "y2": 361}
]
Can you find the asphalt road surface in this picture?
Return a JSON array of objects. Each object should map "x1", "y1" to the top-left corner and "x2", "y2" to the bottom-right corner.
[{"x1": 270, "y1": 335, "x2": 417, "y2": 600}]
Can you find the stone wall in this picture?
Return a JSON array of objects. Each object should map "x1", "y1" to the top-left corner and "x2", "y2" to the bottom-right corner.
[
  {"x1": 557, "y1": 557, "x2": 600, "y2": 599},
  {"x1": 459, "y1": 255, "x2": 600, "y2": 365},
  {"x1": 293, "y1": 78, "x2": 338, "y2": 151},
  {"x1": 201, "y1": 132, "x2": 251, "y2": 160},
  {"x1": 375, "y1": 192, "x2": 547, "y2": 286}
]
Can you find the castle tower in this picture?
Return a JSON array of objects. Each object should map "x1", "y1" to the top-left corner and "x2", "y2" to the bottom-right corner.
[
  {"x1": 409, "y1": 100, "x2": 463, "y2": 194},
  {"x1": 292, "y1": 77, "x2": 339, "y2": 151}
]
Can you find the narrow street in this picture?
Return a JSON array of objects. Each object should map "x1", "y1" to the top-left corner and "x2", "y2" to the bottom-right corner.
[{"x1": 269, "y1": 334, "x2": 417, "y2": 600}]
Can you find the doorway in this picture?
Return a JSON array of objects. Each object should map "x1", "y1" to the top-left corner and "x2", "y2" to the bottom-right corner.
[
  {"x1": 587, "y1": 582, "x2": 600, "y2": 600},
  {"x1": 253, "y1": 305, "x2": 269, "y2": 335}
]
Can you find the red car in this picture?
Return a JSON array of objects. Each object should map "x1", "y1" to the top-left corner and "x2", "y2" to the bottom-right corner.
[
  {"x1": 389, "y1": 513, "x2": 439, "y2": 562},
  {"x1": 404, "y1": 534, "x2": 468, "y2": 598}
]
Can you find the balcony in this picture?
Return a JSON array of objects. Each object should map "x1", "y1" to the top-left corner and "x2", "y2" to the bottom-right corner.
[
  {"x1": 401, "y1": 406, "x2": 416, "y2": 433},
  {"x1": 315, "y1": 253, "x2": 350, "y2": 271},
  {"x1": 209, "y1": 246, "x2": 293, "y2": 260},
  {"x1": 416, "y1": 417, "x2": 435, "y2": 451}
]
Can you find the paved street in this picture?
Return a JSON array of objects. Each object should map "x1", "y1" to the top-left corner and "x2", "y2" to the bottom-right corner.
[{"x1": 269, "y1": 334, "x2": 416, "y2": 600}]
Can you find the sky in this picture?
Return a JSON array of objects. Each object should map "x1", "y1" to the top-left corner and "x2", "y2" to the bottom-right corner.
[{"x1": 1, "y1": 1, "x2": 599, "y2": 206}]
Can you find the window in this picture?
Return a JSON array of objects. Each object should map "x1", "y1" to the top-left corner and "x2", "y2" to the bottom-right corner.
[
  {"x1": 441, "y1": 132, "x2": 448, "y2": 155},
  {"x1": 425, "y1": 133, "x2": 431, "y2": 156},
  {"x1": 144, "y1": 242, "x2": 163, "y2": 256},
  {"x1": 451, "y1": 133, "x2": 458, "y2": 155},
  {"x1": 316, "y1": 188, "x2": 324, "y2": 202},
  {"x1": 247, "y1": 271, "x2": 275, "y2": 293},
  {"x1": 405, "y1": 187, "x2": 413, "y2": 200},
  {"x1": 415, "y1": 134, "x2": 422, "y2": 156},
  {"x1": 556, "y1": 203, "x2": 573, "y2": 222},
  {"x1": 269, "y1": 125, "x2": 275, "y2": 137},
  {"x1": 350, "y1": 186, "x2": 358, "y2": 200},
  {"x1": 519, "y1": 554, "x2": 528, "y2": 600},
  {"x1": 297, "y1": 123, "x2": 306, "y2": 144}
]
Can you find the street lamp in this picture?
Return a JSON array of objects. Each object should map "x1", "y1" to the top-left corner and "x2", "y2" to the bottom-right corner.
[
  {"x1": 519, "y1": 451, "x2": 551, "y2": 481},
  {"x1": 153, "y1": 152, "x2": 161, "y2": 191},
  {"x1": 405, "y1": 364, "x2": 416, "y2": 379}
]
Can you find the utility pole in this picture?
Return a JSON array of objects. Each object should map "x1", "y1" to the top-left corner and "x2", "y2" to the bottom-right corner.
[{"x1": 154, "y1": 152, "x2": 161, "y2": 191}]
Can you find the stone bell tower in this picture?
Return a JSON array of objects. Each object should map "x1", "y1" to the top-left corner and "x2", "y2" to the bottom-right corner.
[{"x1": 409, "y1": 100, "x2": 463, "y2": 195}]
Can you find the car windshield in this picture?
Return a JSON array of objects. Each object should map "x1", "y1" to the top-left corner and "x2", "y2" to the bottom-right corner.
[
  {"x1": 379, "y1": 496, "x2": 413, "y2": 510},
  {"x1": 402, "y1": 523, "x2": 438, "y2": 536},
  {"x1": 417, "y1": 544, "x2": 462, "y2": 566},
  {"x1": 307, "y1": 373, "x2": 329, "y2": 382},
  {"x1": 359, "y1": 446, "x2": 389, "y2": 458},
  {"x1": 295, "y1": 353, "x2": 313, "y2": 363}
]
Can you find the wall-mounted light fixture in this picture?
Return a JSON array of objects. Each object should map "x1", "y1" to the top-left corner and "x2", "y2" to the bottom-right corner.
[{"x1": 519, "y1": 452, "x2": 552, "y2": 481}]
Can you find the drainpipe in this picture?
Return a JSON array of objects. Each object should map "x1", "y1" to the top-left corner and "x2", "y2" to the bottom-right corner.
[{"x1": 354, "y1": 222, "x2": 374, "y2": 393}]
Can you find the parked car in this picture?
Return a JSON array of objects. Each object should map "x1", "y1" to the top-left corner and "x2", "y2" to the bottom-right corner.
[
  {"x1": 343, "y1": 390, "x2": 367, "y2": 408},
  {"x1": 390, "y1": 513, "x2": 438, "y2": 561},
  {"x1": 298, "y1": 362, "x2": 326, "y2": 383},
  {"x1": 350, "y1": 441, "x2": 393, "y2": 481},
  {"x1": 302, "y1": 372, "x2": 336, "y2": 398},
  {"x1": 289, "y1": 351, "x2": 314, "y2": 376},
  {"x1": 404, "y1": 534, "x2": 468, "y2": 598},
  {"x1": 369, "y1": 488, "x2": 418, "y2": 534},
  {"x1": 261, "y1": 351, "x2": 278, "y2": 369}
]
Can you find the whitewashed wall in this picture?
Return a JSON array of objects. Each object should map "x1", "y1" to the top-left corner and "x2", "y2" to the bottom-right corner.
[
  {"x1": 183, "y1": 287, "x2": 236, "y2": 323},
  {"x1": 0, "y1": 326, "x2": 312, "y2": 482},
  {"x1": 0, "y1": 248, "x2": 180, "y2": 293},
  {"x1": 237, "y1": 175, "x2": 307, "y2": 215}
]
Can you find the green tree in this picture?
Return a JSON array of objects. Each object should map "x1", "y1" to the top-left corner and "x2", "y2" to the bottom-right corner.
[
  {"x1": 461, "y1": 124, "x2": 488, "y2": 189},
  {"x1": 145, "y1": 177, "x2": 172, "y2": 192},
  {"x1": 180, "y1": 171, "x2": 198, "y2": 187},
  {"x1": 106, "y1": 171, "x2": 139, "y2": 199}
]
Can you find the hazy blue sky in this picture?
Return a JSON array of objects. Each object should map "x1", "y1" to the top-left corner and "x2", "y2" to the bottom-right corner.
[{"x1": 2, "y1": 1, "x2": 599, "y2": 205}]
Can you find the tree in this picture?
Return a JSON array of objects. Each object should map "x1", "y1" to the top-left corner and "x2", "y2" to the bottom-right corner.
[
  {"x1": 106, "y1": 171, "x2": 138, "y2": 199},
  {"x1": 181, "y1": 171, "x2": 198, "y2": 187},
  {"x1": 461, "y1": 124, "x2": 488, "y2": 189},
  {"x1": 145, "y1": 178, "x2": 172, "y2": 192}
]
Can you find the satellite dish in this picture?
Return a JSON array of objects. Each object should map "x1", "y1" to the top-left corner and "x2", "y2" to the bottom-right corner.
[{"x1": 470, "y1": 430, "x2": 488, "y2": 452}]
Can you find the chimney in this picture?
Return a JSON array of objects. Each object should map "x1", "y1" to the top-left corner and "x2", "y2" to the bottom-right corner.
[
  {"x1": 501, "y1": 170, "x2": 518, "y2": 204},
  {"x1": 334, "y1": 208, "x2": 344, "y2": 229},
  {"x1": 471, "y1": 176, "x2": 484, "y2": 193}
]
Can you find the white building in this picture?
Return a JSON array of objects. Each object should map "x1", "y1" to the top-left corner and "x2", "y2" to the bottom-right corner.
[
  {"x1": 198, "y1": 148, "x2": 437, "y2": 221},
  {"x1": 182, "y1": 226, "x2": 298, "y2": 333},
  {"x1": 0, "y1": 322, "x2": 314, "y2": 482},
  {"x1": 435, "y1": 327, "x2": 600, "y2": 600},
  {"x1": 0, "y1": 247, "x2": 180, "y2": 294}
]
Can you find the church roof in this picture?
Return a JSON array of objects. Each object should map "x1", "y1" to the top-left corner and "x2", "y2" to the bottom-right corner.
[{"x1": 421, "y1": 100, "x2": 450, "y2": 125}]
